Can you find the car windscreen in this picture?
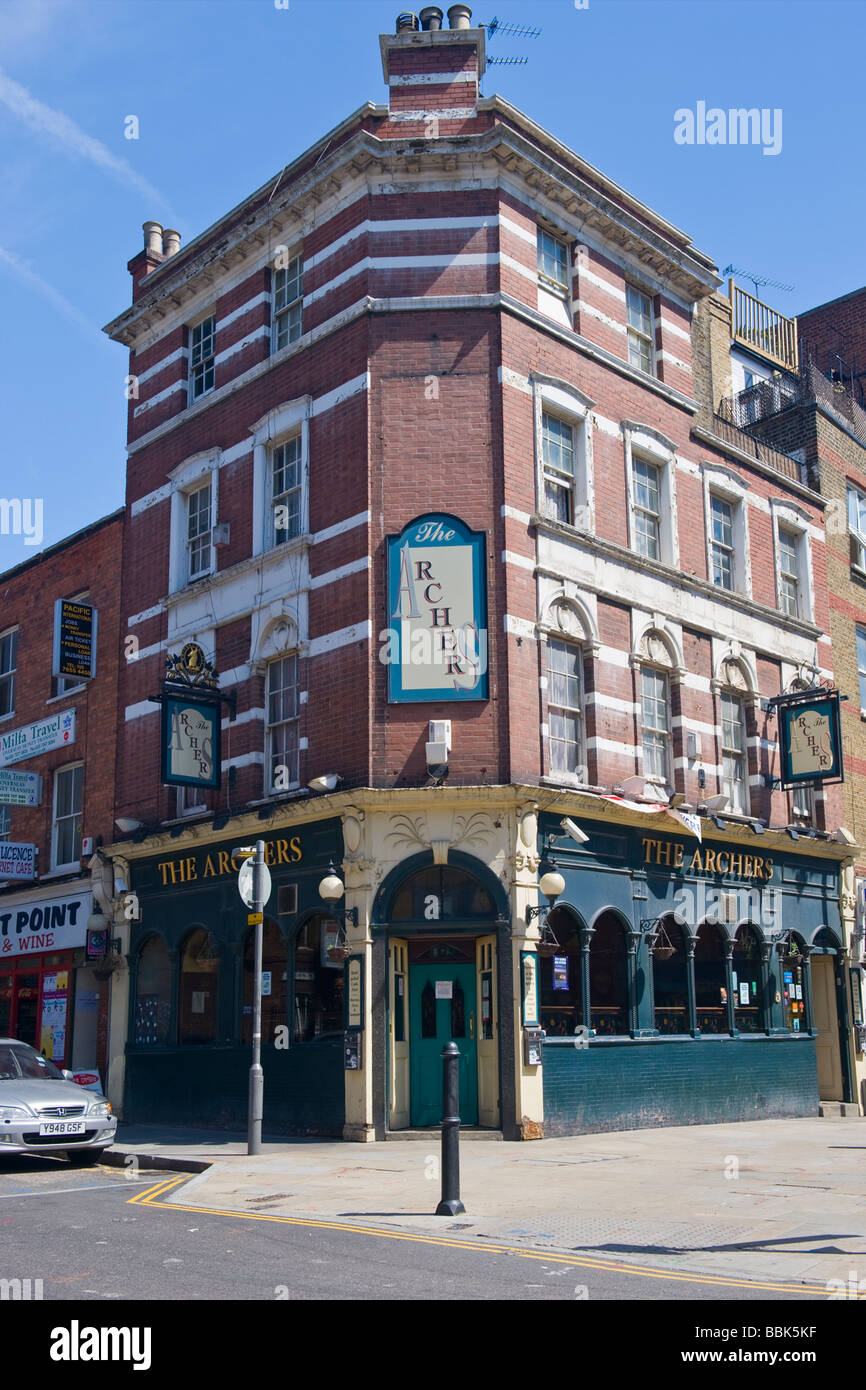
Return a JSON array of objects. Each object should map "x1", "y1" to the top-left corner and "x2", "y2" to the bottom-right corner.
[
  {"x1": 0, "y1": 1047, "x2": 18, "y2": 1079},
  {"x1": 10, "y1": 1047, "x2": 64, "y2": 1081}
]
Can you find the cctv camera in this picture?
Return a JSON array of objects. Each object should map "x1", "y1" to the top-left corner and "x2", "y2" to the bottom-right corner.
[{"x1": 560, "y1": 817, "x2": 589, "y2": 845}]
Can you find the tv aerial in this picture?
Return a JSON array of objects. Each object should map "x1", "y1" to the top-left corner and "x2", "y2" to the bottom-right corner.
[
  {"x1": 482, "y1": 14, "x2": 541, "y2": 66},
  {"x1": 723, "y1": 264, "x2": 795, "y2": 298}
]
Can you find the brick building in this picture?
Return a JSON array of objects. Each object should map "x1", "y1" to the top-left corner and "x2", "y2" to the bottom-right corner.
[
  {"x1": 0, "y1": 510, "x2": 124, "y2": 1088},
  {"x1": 102, "y1": 7, "x2": 853, "y2": 1137}
]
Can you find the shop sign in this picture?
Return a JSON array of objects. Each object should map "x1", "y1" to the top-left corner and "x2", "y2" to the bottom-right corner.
[
  {"x1": 0, "y1": 842, "x2": 37, "y2": 880},
  {"x1": 0, "y1": 770, "x2": 42, "y2": 807},
  {"x1": 0, "y1": 890, "x2": 90, "y2": 958},
  {"x1": 641, "y1": 837, "x2": 774, "y2": 881},
  {"x1": 776, "y1": 688, "x2": 843, "y2": 789},
  {"x1": 156, "y1": 835, "x2": 302, "y2": 887},
  {"x1": 0, "y1": 709, "x2": 75, "y2": 769},
  {"x1": 520, "y1": 951, "x2": 540, "y2": 1027},
  {"x1": 52, "y1": 599, "x2": 97, "y2": 681},
  {"x1": 384, "y1": 514, "x2": 488, "y2": 702},
  {"x1": 346, "y1": 957, "x2": 363, "y2": 1030}
]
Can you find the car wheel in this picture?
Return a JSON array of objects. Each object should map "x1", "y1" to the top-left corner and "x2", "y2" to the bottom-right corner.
[{"x1": 66, "y1": 1149, "x2": 107, "y2": 1167}]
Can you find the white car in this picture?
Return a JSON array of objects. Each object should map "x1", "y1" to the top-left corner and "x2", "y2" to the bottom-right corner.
[{"x1": 0, "y1": 1039, "x2": 116, "y2": 1165}]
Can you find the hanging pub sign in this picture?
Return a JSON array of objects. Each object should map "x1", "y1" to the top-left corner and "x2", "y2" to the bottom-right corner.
[
  {"x1": 0, "y1": 769, "x2": 42, "y2": 807},
  {"x1": 384, "y1": 513, "x2": 488, "y2": 702},
  {"x1": 52, "y1": 598, "x2": 97, "y2": 680},
  {"x1": 775, "y1": 687, "x2": 844, "y2": 790},
  {"x1": 153, "y1": 642, "x2": 235, "y2": 791}
]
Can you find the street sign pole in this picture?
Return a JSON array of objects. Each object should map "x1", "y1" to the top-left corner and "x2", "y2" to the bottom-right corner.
[{"x1": 248, "y1": 838, "x2": 266, "y2": 1155}]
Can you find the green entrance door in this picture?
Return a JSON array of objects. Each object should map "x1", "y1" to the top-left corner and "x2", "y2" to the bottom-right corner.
[{"x1": 409, "y1": 963, "x2": 478, "y2": 1127}]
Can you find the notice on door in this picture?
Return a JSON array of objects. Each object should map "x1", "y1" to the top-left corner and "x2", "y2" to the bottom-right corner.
[{"x1": 435, "y1": 980, "x2": 452, "y2": 999}]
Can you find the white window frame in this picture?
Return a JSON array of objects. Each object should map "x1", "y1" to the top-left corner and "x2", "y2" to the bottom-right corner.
[
  {"x1": 168, "y1": 450, "x2": 221, "y2": 595},
  {"x1": 640, "y1": 665, "x2": 672, "y2": 790},
  {"x1": 777, "y1": 527, "x2": 801, "y2": 617},
  {"x1": 537, "y1": 227, "x2": 569, "y2": 292},
  {"x1": 624, "y1": 425, "x2": 679, "y2": 568},
  {"x1": 250, "y1": 398, "x2": 311, "y2": 558},
  {"x1": 545, "y1": 637, "x2": 585, "y2": 781},
  {"x1": 188, "y1": 313, "x2": 216, "y2": 402},
  {"x1": 270, "y1": 434, "x2": 303, "y2": 548},
  {"x1": 720, "y1": 690, "x2": 750, "y2": 815},
  {"x1": 0, "y1": 806, "x2": 10, "y2": 842},
  {"x1": 266, "y1": 654, "x2": 300, "y2": 794},
  {"x1": 702, "y1": 467, "x2": 752, "y2": 597},
  {"x1": 0, "y1": 626, "x2": 17, "y2": 720},
  {"x1": 626, "y1": 283, "x2": 656, "y2": 376},
  {"x1": 533, "y1": 377, "x2": 595, "y2": 533},
  {"x1": 771, "y1": 501, "x2": 814, "y2": 622},
  {"x1": 186, "y1": 480, "x2": 213, "y2": 583},
  {"x1": 52, "y1": 762, "x2": 84, "y2": 871},
  {"x1": 272, "y1": 253, "x2": 303, "y2": 353},
  {"x1": 848, "y1": 484, "x2": 866, "y2": 573},
  {"x1": 857, "y1": 627, "x2": 866, "y2": 713}
]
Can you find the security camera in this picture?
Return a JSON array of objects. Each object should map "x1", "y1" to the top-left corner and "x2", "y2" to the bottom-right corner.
[{"x1": 560, "y1": 817, "x2": 589, "y2": 845}]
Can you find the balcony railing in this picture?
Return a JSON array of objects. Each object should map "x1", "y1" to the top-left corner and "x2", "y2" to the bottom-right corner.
[{"x1": 730, "y1": 279, "x2": 798, "y2": 372}]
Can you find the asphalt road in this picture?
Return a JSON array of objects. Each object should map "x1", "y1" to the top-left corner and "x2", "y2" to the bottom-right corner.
[{"x1": 0, "y1": 1154, "x2": 826, "y2": 1305}]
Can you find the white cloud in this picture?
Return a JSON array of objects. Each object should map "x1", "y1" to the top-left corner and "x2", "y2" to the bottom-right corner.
[
  {"x1": 0, "y1": 66, "x2": 168, "y2": 207},
  {"x1": 0, "y1": 243, "x2": 105, "y2": 342}
]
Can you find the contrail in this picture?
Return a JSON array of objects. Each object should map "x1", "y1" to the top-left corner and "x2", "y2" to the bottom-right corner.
[
  {"x1": 0, "y1": 66, "x2": 168, "y2": 207},
  {"x1": 0, "y1": 244, "x2": 105, "y2": 342}
]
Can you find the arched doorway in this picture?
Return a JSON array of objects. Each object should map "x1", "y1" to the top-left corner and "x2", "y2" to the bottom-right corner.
[{"x1": 376, "y1": 856, "x2": 505, "y2": 1131}]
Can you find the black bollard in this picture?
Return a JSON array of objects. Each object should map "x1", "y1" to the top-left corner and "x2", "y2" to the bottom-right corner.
[{"x1": 435, "y1": 1040, "x2": 465, "y2": 1216}]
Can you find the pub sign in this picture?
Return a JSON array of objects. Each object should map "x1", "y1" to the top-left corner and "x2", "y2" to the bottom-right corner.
[
  {"x1": 161, "y1": 695, "x2": 221, "y2": 789},
  {"x1": 384, "y1": 514, "x2": 488, "y2": 702},
  {"x1": 776, "y1": 689, "x2": 843, "y2": 790}
]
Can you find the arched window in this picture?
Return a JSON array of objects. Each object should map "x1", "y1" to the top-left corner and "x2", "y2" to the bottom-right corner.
[
  {"x1": 546, "y1": 638, "x2": 585, "y2": 777},
  {"x1": 178, "y1": 929, "x2": 219, "y2": 1045},
  {"x1": 242, "y1": 919, "x2": 287, "y2": 1045},
  {"x1": 389, "y1": 866, "x2": 495, "y2": 923},
  {"x1": 539, "y1": 909, "x2": 583, "y2": 1036},
  {"x1": 292, "y1": 914, "x2": 345, "y2": 1042},
  {"x1": 652, "y1": 916, "x2": 689, "y2": 1035},
  {"x1": 134, "y1": 935, "x2": 171, "y2": 1046},
  {"x1": 590, "y1": 912, "x2": 628, "y2": 1035},
  {"x1": 780, "y1": 933, "x2": 808, "y2": 1032},
  {"x1": 695, "y1": 922, "x2": 727, "y2": 1034},
  {"x1": 720, "y1": 692, "x2": 749, "y2": 814},
  {"x1": 733, "y1": 925, "x2": 763, "y2": 1032}
]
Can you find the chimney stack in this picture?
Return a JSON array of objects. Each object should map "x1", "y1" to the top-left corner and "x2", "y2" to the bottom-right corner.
[
  {"x1": 381, "y1": 5, "x2": 485, "y2": 134},
  {"x1": 162, "y1": 228, "x2": 181, "y2": 258},
  {"x1": 142, "y1": 221, "x2": 163, "y2": 257}
]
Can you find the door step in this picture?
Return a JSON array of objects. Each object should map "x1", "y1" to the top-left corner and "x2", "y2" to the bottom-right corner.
[
  {"x1": 819, "y1": 1101, "x2": 861, "y2": 1117},
  {"x1": 386, "y1": 1127, "x2": 503, "y2": 1141}
]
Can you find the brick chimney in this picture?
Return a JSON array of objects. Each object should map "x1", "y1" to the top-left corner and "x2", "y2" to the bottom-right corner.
[{"x1": 380, "y1": 6, "x2": 486, "y2": 135}]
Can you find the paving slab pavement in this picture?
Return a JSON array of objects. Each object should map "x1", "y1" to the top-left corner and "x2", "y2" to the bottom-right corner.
[{"x1": 110, "y1": 1117, "x2": 866, "y2": 1292}]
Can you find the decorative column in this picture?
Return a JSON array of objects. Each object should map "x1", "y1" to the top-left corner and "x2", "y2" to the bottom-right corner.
[
  {"x1": 342, "y1": 812, "x2": 375, "y2": 1143},
  {"x1": 802, "y1": 946, "x2": 815, "y2": 1036},
  {"x1": 724, "y1": 934, "x2": 738, "y2": 1036},
  {"x1": 685, "y1": 932, "x2": 698, "y2": 1037},
  {"x1": 512, "y1": 802, "x2": 544, "y2": 1140},
  {"x1": 579, "y1": 925, "x2": 595, "y2": 1032},
  {"x1": 628, "y1": 928, "x2": 649, "y2": 1036},
  {"x1": 760, "y1": 940, "x2": 781, "y2": 1035}
]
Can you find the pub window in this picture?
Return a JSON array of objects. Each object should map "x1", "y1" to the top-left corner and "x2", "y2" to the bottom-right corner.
[
  {"x1": 780, "y1": 936, "x2": 808, "y2": 1032},
  {"x1": 589, "y1": 912, "x2": 628, "y2": 1035},
  {"x1": 242, "y1": 920, "x2": 287, "y2": 1044},
  {"x1": 732, "y1": 925, "x2": 763, "y2": 1033},
  {"x1": 134, "y1": 935, "x2": 171, "y2": 1046},
  {"x1": 292, "y1": 914, "x2": 344, "y2": 1042},
  {"x1": 652, "y1": 916, "x2": 689, "y2": 1035},
  {"x1": 389, "y1": 865, "x2": 495, "y2": 923},
  {"x1": 694, "y1": 921, "x2": 727, "y2": 1034},
  {"x1": 539, "y1": 909, "x2": 583, "y2": 1036},
  {"x1": 177, "y1": 928, "x2": 219, "y2": 1045}
]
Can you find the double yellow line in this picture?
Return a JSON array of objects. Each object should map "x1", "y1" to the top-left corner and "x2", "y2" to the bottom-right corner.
[{"x1": 130, "y1": 1176, "x2": 846, "y2": 1296}]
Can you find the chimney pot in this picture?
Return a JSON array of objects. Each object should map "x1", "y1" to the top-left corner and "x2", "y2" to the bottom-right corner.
[
  {"x1": 162, "y1": 228, "x2": 181, "y2": 258},
  {"x1": 447, "y1": 3, "x2": 472, "y2": 28},
  {"x1": 396, "y1": 11, "x2": 419, "y2": 31},
  {"x1": 142, "y1": 221, "x2": 164, "y2": 256},
  {"x1": 419, "y1": 5, "x2": 443, "y2": 28}
]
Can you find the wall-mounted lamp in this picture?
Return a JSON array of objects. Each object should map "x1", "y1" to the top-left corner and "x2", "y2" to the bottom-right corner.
[{"x1": 526, "y1": 860, "x2": 566, "y2": 956}]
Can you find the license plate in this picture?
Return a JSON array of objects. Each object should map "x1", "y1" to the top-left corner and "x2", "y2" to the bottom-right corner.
[{"x1": 38, "y1": 1121, "x2": 86, "y2": 1137}]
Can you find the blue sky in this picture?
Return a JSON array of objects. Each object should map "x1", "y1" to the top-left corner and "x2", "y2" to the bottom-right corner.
[{"x1": 1, "y1": 0, "x2": 863, "y2": 566}]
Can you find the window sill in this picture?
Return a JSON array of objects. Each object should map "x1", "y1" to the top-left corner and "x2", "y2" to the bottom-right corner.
[
  {"x1": 39, "y1": 866, "x2": 85, "y2": 881},
  {"x1": 537, "y1": 273, "x2": 570, "y2": 297},
  {"x1": 45, "y1": 688, "x2": 86, "y2": 706}
]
